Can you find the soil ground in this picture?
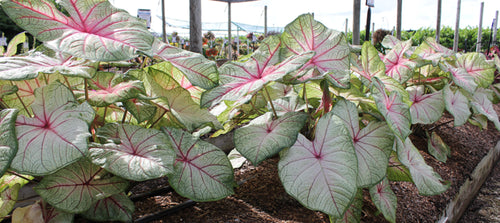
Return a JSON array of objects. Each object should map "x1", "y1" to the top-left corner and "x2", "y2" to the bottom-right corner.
[{"x1": 129, "y1": 108, "x2": 500, "y2": 223}]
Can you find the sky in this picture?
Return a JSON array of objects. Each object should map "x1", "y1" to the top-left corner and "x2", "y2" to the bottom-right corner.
[{"x1": 112, "y1": 0, "x2": 500, "y2": 36}]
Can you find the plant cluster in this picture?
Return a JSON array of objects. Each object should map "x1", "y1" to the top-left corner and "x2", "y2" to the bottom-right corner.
[{"x1": 0, "y1": 0, "x2": 499, "y2": 222}]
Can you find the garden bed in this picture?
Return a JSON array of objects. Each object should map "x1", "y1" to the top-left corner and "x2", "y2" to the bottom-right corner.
[{"x1": 128, "y1": 107, "x2": 500, "y2": 223}]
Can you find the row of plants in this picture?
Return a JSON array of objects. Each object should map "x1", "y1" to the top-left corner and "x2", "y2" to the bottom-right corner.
[{"x1": 0, "y1": 0, "x2": 500, "y2": 222}]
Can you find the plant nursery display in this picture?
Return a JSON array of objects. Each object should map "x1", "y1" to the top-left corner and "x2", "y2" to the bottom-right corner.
[{"x1": 0, "y1": 0, "x2": 499, "y2": 222}]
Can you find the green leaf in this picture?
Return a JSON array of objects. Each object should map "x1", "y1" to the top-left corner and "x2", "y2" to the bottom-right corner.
[
  {"x1": 0, "y1": 109, "x2": 18, "y2": 176},
  {"x1": 329, "y1": 189, "x2": 363, "y2": 223},
  {"x1": 471, "y1": 88, "x2": 500, "y2": 130},
  {"x1": 123, "y1": 99, "x2": 157, "y2": 123},
  {"x1": 383, "y1": 40, "x2": 416, "y2": 83},
  {"x1": 12, "y1": 81, "x2": 94, "y2": 175},
  {"x1": 89, "y1": 123, "x2": 175, "y2": 181},
  {"x1": 235, "y1": 112, "x2": 307, "y2": 165},
  {"x1": 408, "y1": 86, "x2": 444, "y2": 124},
  {"x1": 278, "y1": 112, "x2": 357, "y2": 218},
  {"x1": 1, "y1": 0, "x2": 153, "y2": 61},
  {"x1": 84, "y1": 72, "x2": 145, "y2": 107},
  {"x1": 427, "y1": 131, "x2": 450, "y2": 163},
  {"x1": 456, "y1": 53, "x2": 495, "y2": 88},
  {"x1": 80, "y1": 193, "x2": 134, "y2": 222},
  {"x1": 369, "y1": 177, "x2": 397, "y2": 223},
  {"x1": 0, "y1": 183, "x2": 20, "y2": 221},
  {"x1": 34, "y1": 159, "x2": 128, "y2": 213},
  {"x1": 163, "y1": 127, "x2": 235, "y2": 202},
  {"x1": 332, "y1": 99, "x2": 393, "y2": 187},
  {"x1": 352, "y1": 42, "x2": 386, "y2": 86},
  {"x1": 386, "y1": 152, "x2": 412, "y2": 182},
  {"x1": 395, "y1": 137, "x2": 449, "y2": 195},
  {"x1": 4, "y1": 32, "x2": 25, "y2": 57}
]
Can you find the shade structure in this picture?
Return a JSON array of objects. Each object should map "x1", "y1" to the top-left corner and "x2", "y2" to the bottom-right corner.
[{"x1": 210, "y1": 0, "x2": 260, "y2": 59}]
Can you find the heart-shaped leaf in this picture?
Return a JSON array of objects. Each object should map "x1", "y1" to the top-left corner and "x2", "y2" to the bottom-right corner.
[
  {"x1": 0, "y1": 109, "x2": 18, "y2": 176},
  {"x1": 281, "y1": 13, "x2": 350, "y2": 84},
  {"x1": 278, "y1": 111, "x2": 357, "y2": 218},
  {"x1": 412, "y1": 37, "x2": 454, "y2": 65},
  {"x1": 163, "y1": 127, "x2": 235, "y2": 201},
  {"x1": 443, "y1": 84, "x2": 471, "y2": 126},
  {"x1": 352, "y1": 42, "x2": 386, "y2": 86},
  {"x1": 152, "y1": 40, "x2": 218, "y2": 90},
  {"x1": 201, "y1": 35, "x2": 314, "y2": 108},
  {"x1": 369, "y1": 177, "x2": 397, "y2": 223},
  {"x1": 332, "y1": 99, "x2": 393, "y2": 187},
  {"x1": 383, "y1": 40, "x2": 416, "y2": 83},
  {"x1": 89, "y1": 123, "x2": 175, "y2": 181},
  {"x1": 34, "y1": 159, "x2": 128, "y2": 213},
  {"x1": 1, "y1": 0, "x2": 153, "y2": 61},
  {"x1": 371, "y1": 77, "x2": 411, "y2": 140},
  {"x1": 235, "y1": 112, "x2": 307, "y2": 165},
  {"x1": 395, "y1": 137, "x2": 449, "y2": 195},
  {"x1": 80, "y1": 193, "x2": 134, "y2": 222},
  {"x1": 123, "y1": 99, "x2": 157, "y2": 123},
  {"x1": 329, "y1": 189, "x2": 363, "y2": 223},
  {"x1": 382, "y1": 35, "x2": 401, "y2": 49},
  {"x1": 0, "y1": 50, "x2": 97, "y2": 80},
  {"x1": 427, "y1": 131, "x2": 450, "y2": 163},
  {"x1": 12, "y1": 81, "x2": 94, "y2": 175},
  {"x1": 271, "y1": 95, "x2": 309, "y2": 116},
  {"x1": 448, "y1": 66, "x2": 478, "y2": 93},
  {"x1": 12, "y1": 201, "x2": 74, "y2": 223},
  {"x1": 471, "y1": 88, "x2": 500, "y2": 130},
  {"x1": 0, "y1": 183, "x2": 20, "y2": 221},
  {"x1": 85, "y1": 72, "x2": 145, "y2": 107},
  {"x1": 149, "y1": 62, "x2": 204, "y2": 103},
  {"x1": 456, "y1": 53, "x2": 495, "y2": 88},
  {"x1": 408, "y1": 86, "x2": 444, "y2": 124}
]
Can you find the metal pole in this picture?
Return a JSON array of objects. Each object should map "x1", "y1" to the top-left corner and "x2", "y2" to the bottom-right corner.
[
  {"x1": 161, "y1": 0, "x2": 167, "y2": 43},
  {"x1": 476, "y1": 2, "x2": 484, "y2": 52},
  {"x1": 365, "y1": 7, "x2": 371, "y2": 41},
  {"x1": 345, "y1": 18, "x2": 348, "y2": 35},
  {"x1": 228, "y1": 2, "x2": 232, "y2": 60},
  {"x1": 264, "y1": 5, "x2": 267, "y2": 36},
  {"x1": 493, "y1": 11, "x2": 499, "y2": 46},
  {"x1": 190, "y1": 0, "x2": 202, "y2": 53},
  {"x1": 453, "y1": 0, "x2": 461, "y2": 52},
  {"x1": 436, "y1": 0, "x2": 442, "y2": 43},
  {"x1": 396, "y1": 0, "x2": 402, "y2": 40},
  {"x1": 353, "y1": 0, "x2": 361, "y2": 45}
]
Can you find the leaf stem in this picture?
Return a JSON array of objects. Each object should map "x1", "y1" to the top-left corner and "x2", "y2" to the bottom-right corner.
[
  {"x1": 150, "y1": 109, "x2": 168, "y2": 128},
  {"x1": 7, "y1": 170, "x2": 38, "y2": 183},
  {"x1": 121, "y1": 107, "x2": 128, "y2": 124},
  {"x1": 103, "y1": 106, "x2": 108, "y2": 124},
  {"x1": 11, "y1": 81, "x2": 32, "y2": 117},
  {"x1": 303, "y1": 83, "x2": 309, "y2": 113},
  {"x1": 264, "y1": 87, "x2": 278, "y2": 118},
  {"x1": 84, "y1": 78, "x2": 89, "y2": 101}
]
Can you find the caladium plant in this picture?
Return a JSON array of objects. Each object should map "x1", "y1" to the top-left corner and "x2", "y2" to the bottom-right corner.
[{"x1": 0, "y1": 1, "x2": 499, "y2": 222}]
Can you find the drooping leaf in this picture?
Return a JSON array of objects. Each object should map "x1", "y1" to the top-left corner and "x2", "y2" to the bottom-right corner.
[
  {"x1": 271, "y1": 95, "x2": 309, "y2": 116},
  {"x1": 4, "y1": 32, "x2": 25, "y2": 57},
  {"x1": 0, "y1": 183, "x2": 20, "y2": 221},
  {"x1": 395, "y1": 137, "x2": 449, "y2": 195},
  {"x1": 370, "y1": 77, "x2": 411, "y2": 140},
  {"x1": 131, "y1": 67, "x2": 222, "y2": 131},
  {"x1": 383, "y1": 40, "x2": 416, "y2": 83},
  {"x1": 278, "y1": 112, "x2": 357, "y2": 218},
  {"x1": 235, "y1": 112, "x2": 307, "y2": 165},
  {"x1": 201, "y1": 35, "x2": 314, "y2": 107},
  {"x1": 12, "y1": 201, "x2": 75, "y2": 223},
  {"x1": 471, "y1": 88, "x2": 500, "y2": 130},
  {"x1": 34, "y1": 159, "x2": 128, "y2": 213},
  {"x1": 427, "y1": 131, "x2": 450, "y2": 163},
  {"x1": 281, "y1": 13, "x2": 350, "y2": 84},
  {"x1": 352, "y1": 42, "x2": 386, "y2": 86},
  {"x1": 152, "y1": 39, "x2": 218, "y2": 90},
  {"x1": 386, "y1": 152, "x2": 412, "y2": 182},
  {"x1": 0, "y1": 109, "x2": 18, "y2": 176},
  {"x1": 369, "y1": 177, "x2": 397, "y2": 223},
  {"x1": 408, "y1": 86, "x2": 444, "y2": 124},
  {"x1": 12, "y1": 81, "x2": 94, "y2": 175},
  {"x1": 89, "y1": 123, "x2": 175, "y2": 181},
  {"x1": 163, "y1": 127, "x2": 235, "y2": 201},
  {"x1": 80, "y1": 193, "x2": 134, "y2": 222},
  {"x1": 412, "y1": 37, "x2": 455, "y2": 65},
  {"x1": 84, "y1": 72, "x2": 145, "y2": 107},
  {"x1": 332, "y1": 99, "x2": 393, "y2": 187},
  {"x1": 447, "y1": 65, "x2": 478, "y2": 93},
  {"x1": 1, "y1": 0, "x2": 153, "y2": 61},
  {"x1": 228, "y1": 149, "x2": 247, "y2": 169},
  {"x1": 443, "y1": 84, "x2": 471, "y2": 126},
  {"x1": 0, "y1": 51, "x2": 98, "y2": 80},
  {"x1": 329, "y1": 189, "x2": 363, "y2": 223},
  {"x1": 456, "y1": 53, "x2": 495, "y2": 88}
]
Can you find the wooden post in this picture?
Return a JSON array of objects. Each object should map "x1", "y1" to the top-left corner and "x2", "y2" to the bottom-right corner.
[
  {"x1": 264, "y1": 5, "x2": 267, "y2": 36},
  {"x1": 476, "y1": 2, "x2": 484, "y2": 52},
  {"x1": 353, "y1": 0, "x2": 361, "y2": 45},
  {"x1": 190, "y1": 0, "x2": 202, "y2": 53},
  {"x1": 227, "y1": 2, "x2": 232, "y2": 60},
  {"x1": 493, "y1": 11, "x2": 499, "y2": 46},
  {"x1": 436, "y1": 0, "x2": 442, "y2": 43},
  {"x1": 161, "y1": 0, "x2": 167, "y2": 43},
  {"x1": 453, "y1": 0, "x2": 461, "y2": 52},
  {"x1": 396, "y1": 0, "x2": 402, "y2": 40},
  {"x1": 345, "y1": 18, "x2": 348, "y2": 35}
]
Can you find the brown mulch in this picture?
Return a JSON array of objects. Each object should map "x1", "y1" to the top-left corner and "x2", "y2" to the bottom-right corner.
[{"x1": 129, "y1": 110, "x2": 500, "y2": 223}]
